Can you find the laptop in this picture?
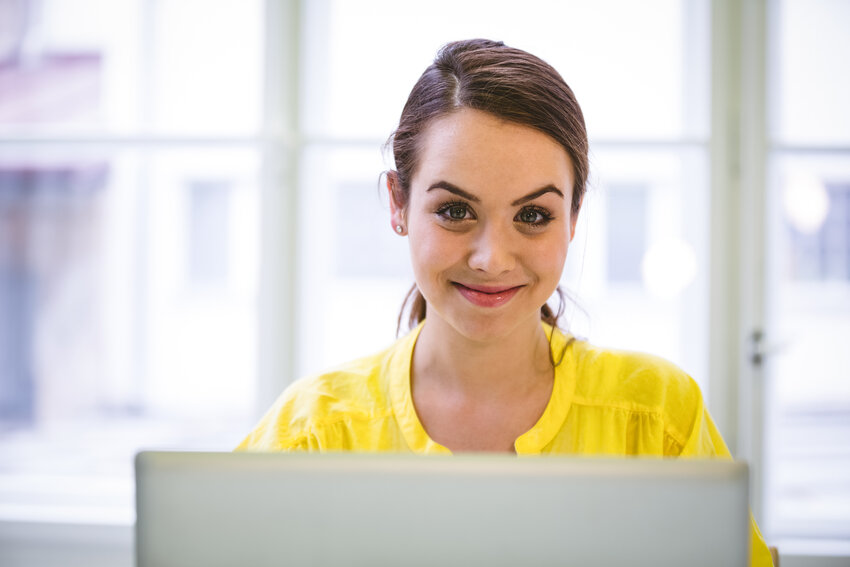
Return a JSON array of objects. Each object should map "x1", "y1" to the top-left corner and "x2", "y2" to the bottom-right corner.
[{"x1": 135, "y1": 451, "x2": 750, "y2": 567}]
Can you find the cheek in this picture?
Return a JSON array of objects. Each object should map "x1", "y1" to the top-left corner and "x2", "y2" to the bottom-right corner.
[
  {"x1": 531, "y1": 233, "x2": 569, "y2": 281},
  {"x1": 407, "y1": 224, "x2": 462, "y2": 280}
]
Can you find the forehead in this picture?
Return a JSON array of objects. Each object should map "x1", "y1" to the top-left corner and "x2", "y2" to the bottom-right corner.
[{"x1": 413, "y1": 108, "x2": 574, "y2": 196}]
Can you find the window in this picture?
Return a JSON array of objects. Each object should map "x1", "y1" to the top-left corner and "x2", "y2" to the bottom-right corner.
[
  {"x1": 786, "y1": 183, "x2": 850, "y2": 281},
  {"x1": 606, "y1": 184, "x2": 648, "y2": 284},
  {"x1": 763, "y1": 0, "x2": 850, "y2": 553},
  {"x1": 0, "y1": 0, "x2": 262, "y2": 525},
  {"x1": 766, "y1": 159, "x2": 850, "y2": 549},
  {"x1": 187, "y1": 180, "x2": 231, "y2": 286}
]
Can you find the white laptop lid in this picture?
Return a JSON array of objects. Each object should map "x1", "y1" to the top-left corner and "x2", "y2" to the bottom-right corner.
[{"x1": 135, "y1": 451, "x2": 749, "y2": 567}]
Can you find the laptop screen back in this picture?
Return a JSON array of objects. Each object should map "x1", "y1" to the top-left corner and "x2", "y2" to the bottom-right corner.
[{"x1": 135, "y1": 451, "x2": 749, "y2": 567}]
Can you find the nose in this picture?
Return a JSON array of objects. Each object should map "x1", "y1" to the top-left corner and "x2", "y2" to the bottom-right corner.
[{"x1": 467, "y1": 222, "x2": 516, "y2": 275}]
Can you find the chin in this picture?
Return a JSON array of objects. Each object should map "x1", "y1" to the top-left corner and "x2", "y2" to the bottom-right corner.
[{"x1": 439, "y1": 307, "x2": 542, "y2": 345}]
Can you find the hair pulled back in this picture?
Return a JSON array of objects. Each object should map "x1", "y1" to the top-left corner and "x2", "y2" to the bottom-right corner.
[{"x1": 388, "y1": 39, "x2": 589, "y2": 334}]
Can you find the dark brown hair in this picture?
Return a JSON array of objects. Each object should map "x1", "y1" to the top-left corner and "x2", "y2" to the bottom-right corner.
[{"x1": 388, "y1": 39, "x2": 589, "y2": 334}]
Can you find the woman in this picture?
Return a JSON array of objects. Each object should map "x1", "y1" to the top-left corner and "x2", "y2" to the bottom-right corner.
[{"x1": 239, "y1": 39, "x2": 773, "y2": 566}]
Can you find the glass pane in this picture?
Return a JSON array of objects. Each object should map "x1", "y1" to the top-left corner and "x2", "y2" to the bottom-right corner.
[
  {"x1": 764, "y1": 154, "x2": 850, "y2": 542},
  {"x1": 563, "y1": 147, "x2": 710, "y2": 392},
  {"x1": 296, "y1": 145, "x2": 413, "y2": 378},
  {"x1": 0, "y1": 146, "x2": 260, "y2": 521},
  {"x1": 0, "y1": 0, "x2": 263, "y2": 135},
  {"x1": 774, "y1": 0, "x2": 850, "y2": 145},
  {"x1": 303, "y1": 0, "x2": 709, "y2": 141},
  {"x1": 146, "y1": 0, "x2": 263, "y2": 135},
  {"x1": 766, "y1": 0, "x2": 850, "y2": 548}
]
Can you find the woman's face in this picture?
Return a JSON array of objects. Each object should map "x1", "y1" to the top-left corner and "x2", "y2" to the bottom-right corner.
[{"x1": 390, "y1": 108, "x2": 579, "y2": 342}]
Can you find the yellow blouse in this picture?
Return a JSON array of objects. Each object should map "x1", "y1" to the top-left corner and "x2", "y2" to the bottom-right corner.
[{"x1": 238, "y1": 323, "x2": 773, "y2": 566}]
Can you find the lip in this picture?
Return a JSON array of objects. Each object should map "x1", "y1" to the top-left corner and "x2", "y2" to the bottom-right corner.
[{"x1": 453, "y1": 282, "x2": 524, "y2": 308}]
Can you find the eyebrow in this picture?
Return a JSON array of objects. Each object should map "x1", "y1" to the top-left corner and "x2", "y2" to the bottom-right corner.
[
  {"x1": 426, "y1": 181, "x2": 480, "y2": 202},
  {"x1": 511, "y1": 185, "x2": 564, "y2": 206},
  {"x1": 426, "y1": 181, "x2": 564, "y2": 206}
]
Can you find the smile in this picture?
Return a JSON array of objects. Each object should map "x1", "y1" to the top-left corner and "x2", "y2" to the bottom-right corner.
[{"x1": 453, "y1": 283, "x2": 524, "y2": 308}]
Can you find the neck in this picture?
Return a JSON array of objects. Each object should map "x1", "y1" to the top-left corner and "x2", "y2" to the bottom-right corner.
[{"x1": 412, "y1": 314, "x2": 553, "y2": 398}]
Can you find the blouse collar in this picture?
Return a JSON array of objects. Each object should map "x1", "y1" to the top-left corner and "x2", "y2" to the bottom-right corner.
[{"x1": 388, "y1": 321, "x2": 576, "y2": 455}]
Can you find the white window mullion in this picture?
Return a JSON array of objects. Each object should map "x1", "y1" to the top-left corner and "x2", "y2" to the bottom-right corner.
[
  {"x1": 708, "y1": 0, "x2": 769, "y2": 525},
  {"x1": 256, "y1": 0, "x2": 303, "y2": 416},
  {"x1": 737, "y1": 0, "x2": 770, "y2": 530},
  {"x1": 709, "y1": 0, "x2": 744, "y2": 453}
]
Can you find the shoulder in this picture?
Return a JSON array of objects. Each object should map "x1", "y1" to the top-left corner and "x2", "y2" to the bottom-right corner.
[
  {"x1": 284, "y1": 353, "x2": 392, "y2": 419},
  {"x1": 237, "y1": 337, "x2": 409, "y2": 451},
  {"x1": 565, "y1": 339, "x2": 707, "y2": 443},
  {"x1": 564, "y1": 339, "x2": 726, "y2": 456},
  {"x1": 569, "y1": 340, "x2": 702, "y2": 408}
]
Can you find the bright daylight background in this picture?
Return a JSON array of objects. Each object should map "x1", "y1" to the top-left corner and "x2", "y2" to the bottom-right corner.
[{"x1": 0, "y1": 0, "x2": 848, "y2": 565}]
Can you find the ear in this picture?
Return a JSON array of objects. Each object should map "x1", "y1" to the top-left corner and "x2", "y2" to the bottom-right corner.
[{"x1": 387, "y1": 172, "x2": 407, "y2": 235}]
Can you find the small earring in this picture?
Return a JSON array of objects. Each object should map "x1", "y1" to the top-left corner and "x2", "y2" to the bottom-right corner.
[{"x1": 395, "y1": 225, "x2": 404, "y2": 234}]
